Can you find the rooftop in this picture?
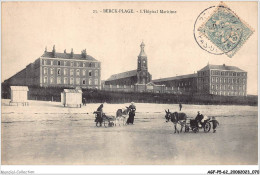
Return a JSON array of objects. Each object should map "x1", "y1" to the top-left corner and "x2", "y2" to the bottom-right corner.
[
  {"x1": 106, "y1": 70, "x2": 137, "y2": 81},
  {"x1": 41, "y1": 52, "x2": 98, "y2": 61},
  {"x1": 199, "y1": 64, "x2": 245, "y2": 72},
  {"x1": 152, "y1": 73, "x2": 197, "y2": 83}
]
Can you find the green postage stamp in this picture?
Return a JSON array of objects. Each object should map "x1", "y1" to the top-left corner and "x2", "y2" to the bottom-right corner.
[{"x1": 198, "y1": 3, "x2": 254, "y2": 58}]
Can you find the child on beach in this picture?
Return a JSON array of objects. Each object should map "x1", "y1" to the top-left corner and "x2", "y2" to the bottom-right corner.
[{"x1": 210, "y1": 116, "x2": 219, "y2": 133}]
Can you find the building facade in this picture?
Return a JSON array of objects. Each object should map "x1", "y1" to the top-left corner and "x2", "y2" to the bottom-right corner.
[
  {"x1": 152, "y1": 74, "x2": 197, "y2": 95},
  {"x1": 197, "y1": 64, "x2": 247, "y2": 96},
  {"x1": 4, "y1": 46, "x2": 101, "y2": 89}
]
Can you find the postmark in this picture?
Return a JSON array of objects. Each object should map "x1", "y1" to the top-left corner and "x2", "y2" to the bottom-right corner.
[
  {"x1": 197, "y1": 3, "x2": 254, "y2": 58},
  {"x1": 194, "y1": 6, "x2": 224, "y2": 55}
]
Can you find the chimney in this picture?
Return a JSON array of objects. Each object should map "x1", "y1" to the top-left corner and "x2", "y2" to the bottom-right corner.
[
  {"x1": 81, "y1": 49, "x2": 87, "y2": 58},
  {"x1": 64, "y1": 49, "x2": 66, "y2": 54},
  {"x1": 71, "y1": 48, "x2": 74, "y2": 58},
  {"x1": 52, "y1": 45, "x2": 56, "y2": 57},
  {"x1": 223, "y1": 64, "x2": 226, "y2": 67},
  {"x1": 45, "y1": 46, "x2": 47, "y2": 53}
]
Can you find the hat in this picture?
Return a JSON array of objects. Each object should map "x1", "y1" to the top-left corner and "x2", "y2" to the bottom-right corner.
[{"x1": 212, "y1": 116, "x2": 216, "y2": 120}]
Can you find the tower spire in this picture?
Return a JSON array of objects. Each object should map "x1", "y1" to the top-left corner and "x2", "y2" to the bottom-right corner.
[{"x1": 139, "y1": 41, "x2": 146, "y2": 57}]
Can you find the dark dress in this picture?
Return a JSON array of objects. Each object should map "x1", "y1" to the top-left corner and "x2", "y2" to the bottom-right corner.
[
  {"x1": 126, "y1": 104, "x2": 136, "y2": 124},
  {"x1": 96, "y1": 104, "x2": 103, "y2": 123}
]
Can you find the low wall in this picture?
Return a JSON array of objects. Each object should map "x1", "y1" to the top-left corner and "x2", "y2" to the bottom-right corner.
[{"x1": 1, "y1": 84, "x2": 258, "y2": 106}]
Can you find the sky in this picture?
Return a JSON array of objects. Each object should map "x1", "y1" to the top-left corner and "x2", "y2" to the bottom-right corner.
[{"x1": 1, "y1": 1, "x2": 258, "y2": 95}]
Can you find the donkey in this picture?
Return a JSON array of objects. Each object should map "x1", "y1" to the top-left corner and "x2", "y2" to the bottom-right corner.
[
  {"x1": 115, "y1": 107, "x2": 130, "y2": 126},
  {"x1": 165, "y1": 109, "x2": 187, "y2": 134}
]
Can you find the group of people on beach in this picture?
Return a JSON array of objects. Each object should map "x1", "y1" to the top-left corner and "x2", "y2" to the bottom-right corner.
[{"x1": 96, "y1": 102, "x2": 136, "y2": 125}]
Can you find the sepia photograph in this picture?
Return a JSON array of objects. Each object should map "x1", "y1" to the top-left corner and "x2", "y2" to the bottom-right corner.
[{"x1": 1, "y1": 0, "x2": 258, "y2": 173}]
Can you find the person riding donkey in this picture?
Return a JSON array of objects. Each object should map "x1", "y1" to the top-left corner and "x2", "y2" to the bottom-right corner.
[{"x1": 195, "y1": 111, "x2": 208, "y2": 127}]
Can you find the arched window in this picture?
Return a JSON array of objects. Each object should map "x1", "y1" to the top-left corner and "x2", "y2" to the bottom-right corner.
[
  {"x1": 44, "y1": 76, "x2": 48, "y2": 83},
  {"x1": 50, "y1": 77, "x2": 54, "y2": 84},
  {"x1": 70, "y1": 77, "x2": 74, "y2": 85},
  {"x1": 57, "y1": 61, "x2": 61, "y2": 66},
  {"x1": 64, "y1": 68, "x2": 68, "y2": 75},
  {"x1": 95, "y1": 79, "x2": 98, "y2": 85},
  {"x1": 50, "y1": 68, "x2": 54, "y2": 75},
  {"x1": 76, "y1": 78, "x2": 80, "y2": 85},
  {"x1": 76, "y1": 69, "x2": 80, "y2": 76},
  {"x1": 44, "y1": 67, "x2": 48, "y2": 75},
  {"x1": 57, "y1": 77, "x2": 61, "y2": 84},
  {"x1": 64, "y1": 77, "x2": 68, "y2": 84},
  {"x1": 83, "y1": 70, "x2": 86, "y2": 76},
  {"x1": 57, "y1": 68, "x2": 61, "y2": 75},
  {"x1": 70, "y1": 69, "x2": 74, "y2": 76}
]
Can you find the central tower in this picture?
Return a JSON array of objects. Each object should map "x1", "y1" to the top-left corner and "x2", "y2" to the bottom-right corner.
[{"x1": 137, "y1": 42, "x2": 151, "y2": 84}]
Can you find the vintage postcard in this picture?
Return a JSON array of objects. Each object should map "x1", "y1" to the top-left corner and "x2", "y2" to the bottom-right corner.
[{"x1": 1, "y1": 1, "x2": 258, "y2": 174}]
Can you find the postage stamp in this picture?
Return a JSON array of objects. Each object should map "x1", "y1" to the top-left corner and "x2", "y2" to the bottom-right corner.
[
  {"x1": 194, "y1": 6, "x2": 224, "y2": 55},
  {"x1": 198, "y1": 3, "x2": 254, "y2": 58}
]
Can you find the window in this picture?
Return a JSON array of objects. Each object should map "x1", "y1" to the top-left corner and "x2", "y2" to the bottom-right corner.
[
  {"x1": 211, "y1": 70, "x2": 214, "y2": 75},
  {"x1": 70, "y1": 77, "x2": 74, "y2": 85},
  {"x1": 89, "y1": 78, "x2": 92, "y2": 85},
  {"x1": 224, "y1": 78, "x2": 227, "y2": 83},
  {"x1": 64, "y1": 61, "x2": 67, "y2": 66},
  {"x1": 225, "y1": 72, "x2": 228, "y2": 76},
  {"x1": 89, "y1": 63, "x2": 92, "y2": 67},
  {"x1": 64, "y1": 77, "x2": 68, "y2": 84},
  {"x1": 95, "y1": 70, "x2": 98, "y2": 77},
  {"x1": 57, "y1": 68, "x2": 61, "y2": 75},
  {"x1": 64, "y1": 69, "x2": 68, "y2": 75},
  {"x1": 216, "y1": 85, "x2": 219, "y2": 90},
  {"x1": 221, "y1": 72, "x2": 224, "y2": 76},
  {"x1": 70, "y1": 69, "x2": 74, "y2": 76},
  {"x1": 233, "y1": 72, "x2": 236, "y2": 76},
  {"x1": 216, "y1": 77, "x2": 219, "y2": 83},
  {"x1": 212, "y1": 85, "x2": 215, "y2": 90},
  {"x1": 50, "y1": 77, "x2": 54, "y2": 84},
  {"x1": 58, "y1": 61, "x2": 61, "y2": 66},
  {"x1": 83, "y1": 63, "x2": 86, "y2": 67},
  {"x1": 95, "y1": 63, "x2": 98, "y2": 68},
  {"x1": 76, "y1": 62, "x2": 79, "y2": 67},
  {"x1": 57, "y1": 77, "x2": 61, "y2": 84},
  {"x1": 44, "y1": 76, "x2": 48, "y2": 83},
  {"x1": 50, "y1": 68, "x2": 54, "y2": 75},
  {"x1": 82, "y1": 79, "x2": 86, "y2": 85},
  {"x1": 89, "y1": 70, "x2": 92, "y2": 76},
  {"x1": 51, "y1": 60, "x2": 53, "y2": 65},
  {"x1": 44, "y1": 67, "x2": 48, "y2": 75},
  {"x1": 95, "y1": 79, "x2": 98, "y2": 85},
  {"x1": 83, "y1": 70, "x2": 86, "y2": 76},
  {"x1": 76, "y1": 69, "x2": 80, "y2": 76},
  {"x1": 71, "y1": 61, "x2": 74, "y2": 67},
  {"x1": 76, "y1": 78, "x2": 80, "y2": 85},
  {"x1": 44, "y1": 60, "x2": 47, "y2": 65}
]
